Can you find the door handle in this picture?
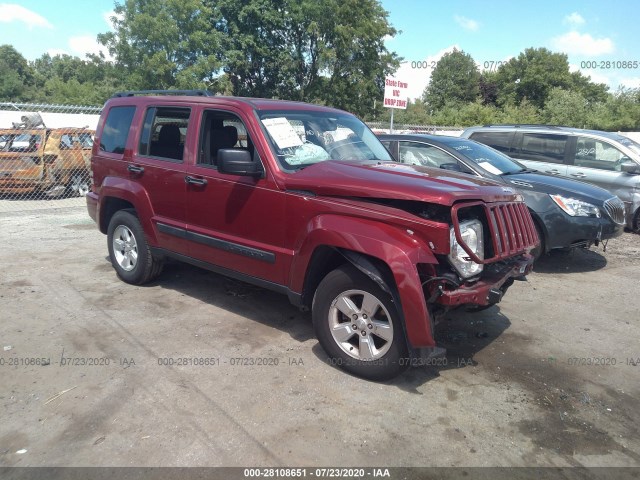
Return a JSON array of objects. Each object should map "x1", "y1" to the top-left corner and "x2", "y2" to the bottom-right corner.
[
  {"x1": 545, "y1": 169, "x2": 560, "y2": 175},
  {"x1": 570, "y1": 172, "x2": 586, "y2": 178},
  {"x1": 127, "y1": 164, "x2": 144, "y2": 174},
  {"x1": 185, "y1": 175, "x2": 207, "y2": 186}
]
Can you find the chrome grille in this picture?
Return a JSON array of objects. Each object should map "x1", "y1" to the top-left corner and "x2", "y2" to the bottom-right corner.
[
  {"x1": 603, "y1": 197, "x2": 625, "y2": 225},
  {"x1": 452, "y1": 201, "x2": 539, "y2": 263},
  {"x1": 487, "y1": 202, "x2": 538, "y2": 257}
]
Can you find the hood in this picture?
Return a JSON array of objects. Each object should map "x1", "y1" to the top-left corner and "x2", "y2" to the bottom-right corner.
[
  {"x1": 505, "y1": 172, "x2": 614, "y2": 203},
  {"x1": 282, "y1": 161, "x2": 521, "y2": 206}
]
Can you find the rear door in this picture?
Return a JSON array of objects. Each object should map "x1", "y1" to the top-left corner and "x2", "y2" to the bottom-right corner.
[
  {"x1": 184, "y1": 107, "x2": 288, "y2": 285},
  {"x1": 512, "y1": 132, "x2": 569, "y2": 177},
  {"x1": 127, "y1": 105, "x2": 190, "y2": 255}
]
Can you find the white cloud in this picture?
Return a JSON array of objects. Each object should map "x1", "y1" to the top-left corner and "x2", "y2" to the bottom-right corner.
[
  {"x1": 68, "y1": 35, "x2": 112, "y2": 60},
  {"x1": 393, "y1": 45, "x2": 460, "y2": 101},
  {"x1": 46, "y1": 48, "x2": 70, "y2": 58},
  {"x1": 103, "y1": 10, "x2": 123, "y2": 30},
  {"x1": 454, "y1": 15, "x2": 479, "y2": 32},
  {"x1": 551, "y1": 31, "x2": 614, "y2": 56},
  {"x1": 564, "y1": 12, "x2": 585, "y2": 27},
  {"x1": 617, "y1": 76, "x2": 640, "y2": 89},
  {"x1": 0, "y1": 3, "x2": 53, "y2": 29}
]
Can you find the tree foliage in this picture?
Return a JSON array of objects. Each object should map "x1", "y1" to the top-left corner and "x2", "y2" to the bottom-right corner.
[
  {"x1": 98, "y1": 0, "x2": 223, "y2": 90},
  {"x1": 0, "y1": 2, "x2": 638, "y2": 130},
  {"x1": 423, "y1": 49, "x2": 480, "y2": 110},
  {"x1": 214, "y1": 0, "x2": 398, "y2": 117}
]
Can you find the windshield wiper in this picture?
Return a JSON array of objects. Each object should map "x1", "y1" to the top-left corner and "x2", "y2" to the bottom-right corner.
[{"x1": 501, "y1": 168, "x2": 532, "y2": 176}]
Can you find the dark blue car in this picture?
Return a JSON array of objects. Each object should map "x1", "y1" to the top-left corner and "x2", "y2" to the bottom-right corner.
[{"x1": 378, "y1": 134, "x2": 625, "y2": 259}]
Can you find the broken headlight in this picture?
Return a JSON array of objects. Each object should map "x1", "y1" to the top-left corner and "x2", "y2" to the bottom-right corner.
[{"x1": 448, "y1": 219, "x2": 484, "y2": 279}]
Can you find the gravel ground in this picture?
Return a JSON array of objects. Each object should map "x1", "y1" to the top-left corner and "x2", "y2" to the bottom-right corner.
[{"x1": 0, "y1": 204, "x2": 639, "y2": 468}]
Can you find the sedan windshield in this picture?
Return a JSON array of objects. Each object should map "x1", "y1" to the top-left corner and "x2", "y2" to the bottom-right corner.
[
  {"x1": 446, "y1": 139, "x2": 526, "y2": 175},
  {"x1": 257, "y1": 110, "x2": 392, "y2": 170},
  {"x1": 619, "y1": 137, "x2": 640, "y2": 157}
]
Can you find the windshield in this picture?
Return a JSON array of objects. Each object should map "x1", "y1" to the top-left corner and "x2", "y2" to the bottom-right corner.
[
  {"x1": 447, "y1": 139, "x2": 526, "y2": 175},
  {"x1": 257, "y1": 110, "x2": 392, "y2": 170},
  {"x1": 619, "y1": 137, "x2": 640, "y2": 157}
]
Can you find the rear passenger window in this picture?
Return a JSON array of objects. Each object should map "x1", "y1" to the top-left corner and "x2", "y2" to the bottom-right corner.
[
  {"x1": 100, "y1": 106, "x2": 135, "y2": 154},
  {"x1": 518, "y1": 133, "x2": 568, "y2": 164},
  {"x1": 470, "y1": 132, "x2": 513, "y2": 154},
  {"x1": 574, "y1": 137, "x2": 628, "y2": 171},
  {"x1": 139, "y1": 107, "x2": 190, "y2": 161}
]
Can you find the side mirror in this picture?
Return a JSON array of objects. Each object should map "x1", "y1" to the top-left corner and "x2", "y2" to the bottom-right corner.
[
  {"x1": 218, "y1": 149, "x2": 263, "y2": 177},
  {"x1": 440, "y1": 162, "x2": 462, "y2": 172},
  {"x1": 620, "y1": 161, "x2": 640, "y2": 175}
]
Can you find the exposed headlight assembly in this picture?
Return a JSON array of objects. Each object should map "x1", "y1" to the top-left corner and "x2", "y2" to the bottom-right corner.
[
  {"x1": 550, "y1": 194, "x2": 601, "y2": 218},
  {"x1": 449, "y1": 219, "x2": 484, "y2": 279}
]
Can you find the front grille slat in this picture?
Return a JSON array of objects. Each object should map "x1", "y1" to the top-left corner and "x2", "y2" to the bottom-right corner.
[
  {"x1": 452, "y1": 201, "x2": 539, "y2": 264},
  {"x1": 488, "y1": 202, "x2": 538, "y2": 259},
  {"x1": 603, "y1": 197, "x2": 625, "y2": 225}
]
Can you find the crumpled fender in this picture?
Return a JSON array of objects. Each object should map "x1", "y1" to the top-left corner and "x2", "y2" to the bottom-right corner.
[
  {"x1": 97, "y1": 177, "x2": 157, "y2": 245},
  {"x1": 289, "y1": 214, "x2": 439, "y2": 347}
]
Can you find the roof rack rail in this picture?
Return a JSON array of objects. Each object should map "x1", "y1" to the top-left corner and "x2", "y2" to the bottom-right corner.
[
  {"x1": 112, "y1": 90, "x2": 216, "y2": 98},
  {"x1": 481, "y1": 124, "x2": 568, "y2": 130}
]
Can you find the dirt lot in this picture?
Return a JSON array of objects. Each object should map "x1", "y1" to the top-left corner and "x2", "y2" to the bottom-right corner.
[{"x1": 1, "y1": 203, "x2": 639, "y2": 468}]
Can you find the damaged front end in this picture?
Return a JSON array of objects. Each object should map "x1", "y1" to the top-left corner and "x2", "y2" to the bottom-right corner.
[{"x1": 421, "y1": 200, "x2": 538, "y2": 319}]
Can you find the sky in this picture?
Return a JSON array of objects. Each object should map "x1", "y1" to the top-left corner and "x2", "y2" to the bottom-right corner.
[{"x1": 1, "y1": 0, "x2": 639, "y2": 100}]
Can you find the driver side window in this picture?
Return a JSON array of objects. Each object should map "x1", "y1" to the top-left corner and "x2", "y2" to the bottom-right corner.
[
  {"x1": 398, "y1": 141, "x2": 464, "y2": 170},
  {"x1": 574, "y1": 137, "x2": 627, "y2": 171}
]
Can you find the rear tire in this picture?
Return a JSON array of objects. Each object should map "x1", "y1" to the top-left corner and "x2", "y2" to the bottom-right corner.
[
  {"x1": 633, "y1": 209, "x2": 640, "y2": 234},
  {"x1": 312, "y1": 265, "x2": 409, "y2": 381},
  {"x1": 67, "y1": 171, "x2": 90, "y2": 197},
  {"x1": 107, "y1": 210, "x2": 164, "y2": 285}
]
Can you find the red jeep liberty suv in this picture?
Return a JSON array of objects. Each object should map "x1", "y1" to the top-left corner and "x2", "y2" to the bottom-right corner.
[{"x1": 87, "y1": 90, "x2": 538, "y2": 380}]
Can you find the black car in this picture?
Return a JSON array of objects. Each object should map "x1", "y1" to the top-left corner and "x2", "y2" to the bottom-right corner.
[{"x1": 378, "y1": 134, "x2": 625, "y2": 258}]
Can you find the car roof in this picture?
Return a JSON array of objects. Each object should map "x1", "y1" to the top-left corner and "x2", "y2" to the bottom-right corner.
[
  {"x1": 378, "y1": 133, "x2": 472, "y2": 146},
  {"x1": 107, "y1": 93, "x2": 349, "y2": 115},
  {"x1": 463, "y1": 124, "x2": 629, "y2": 142}
]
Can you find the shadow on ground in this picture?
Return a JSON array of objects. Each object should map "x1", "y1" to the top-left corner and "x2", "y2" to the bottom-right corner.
[{"x1": 533, "y1": 248, "x2": 607, "y2": 274}]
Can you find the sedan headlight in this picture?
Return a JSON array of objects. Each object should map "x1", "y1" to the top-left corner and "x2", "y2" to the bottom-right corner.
[
  {"x1": 449, "y1": 220, "x2": 484, "y2": 279},
  {"x1": 550, "y1": 194, "x2": 601, "y2": 218}
]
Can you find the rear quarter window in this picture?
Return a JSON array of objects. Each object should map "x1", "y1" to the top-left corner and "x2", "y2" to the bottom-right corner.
[
  {"x1": 100, "y1": 106, "x2": 136, "y2": 154},
  {"x1": 516, "y1": 133, "x2": 569, "y2": 164},
  {"x1": 469, "y1": 132, "x2": 514, "y2": 154}
]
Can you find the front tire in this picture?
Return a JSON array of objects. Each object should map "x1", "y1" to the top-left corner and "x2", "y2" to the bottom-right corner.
[
  {"x1": 633, "y1": 208, "x2": 640, "y2": 234},
  {"x1": 531, "y1": 221, "x2": 546, "y2": 261},
  {"x1": 107, "y1": 210, "x2": 164, "y2": 285},
  {"x1": 312, "y1": 265, "x2": 409, "y2": 380}
]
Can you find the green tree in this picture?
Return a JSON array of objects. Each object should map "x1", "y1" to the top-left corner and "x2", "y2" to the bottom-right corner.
[
  {"x1": 494, "y1": 48, "x2": 576, "y2": 109},
  {"x1": 544, "y1": 88, "x2": 588, "y2": 127},
  {"x1": 378, "y1": 99, "x2": 432, "y2": 125},
  {"x1": 587, "y1": 88, "x2": 640, "y2": 130},
  {"x1": 431, "y1": 100, "x2": 500, "y2": 127},
  {"x1": 0, "y1": 44, "x2": 33, "y2": 101},
  {"x1": 29, "y1": 53, "x2": 127, "y2": 105},
  {"x1": 498, "y1": 98, "x2": 541, "y2": 124},
  {"x1": 422, "y1": 49, "x2": 480, "y2": 110},
  {"x1": 216, "y1": 0, "x2": 398, "y2": 117},
  {"x1": 98, "y1": 0, "x2": 223, "y2": 90}
]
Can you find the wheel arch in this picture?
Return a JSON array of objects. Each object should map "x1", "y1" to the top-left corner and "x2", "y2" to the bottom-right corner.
[
  {"x1": 291, "y1": 215, "x2": 439, "y2": 348},
  {"x1": 97, "y1": 177, "x2": 157, "y2": 244}
]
